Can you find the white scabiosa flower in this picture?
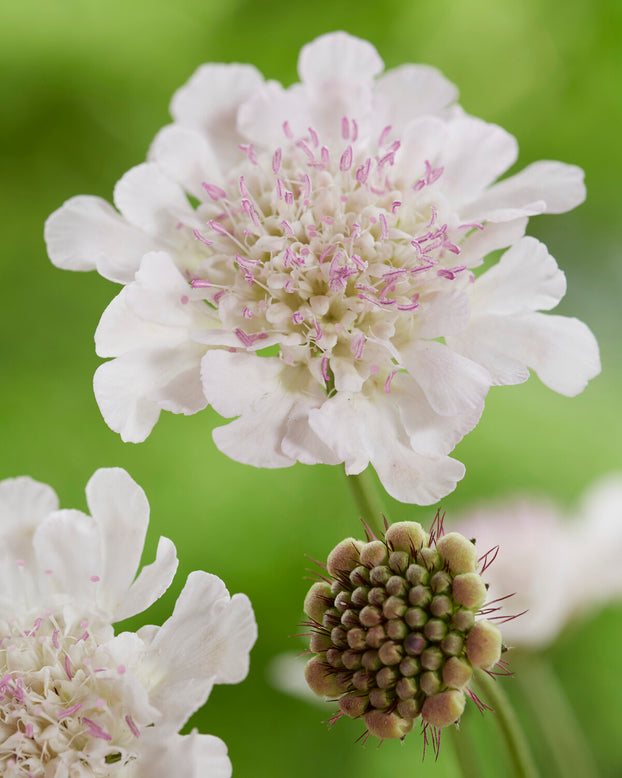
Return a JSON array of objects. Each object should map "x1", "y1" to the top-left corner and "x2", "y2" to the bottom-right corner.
[
  {"x1": 45, "y1": 32, "x2": 600, "y2": 505},
  {"x1": 453, "y1": 474, "x2": 622, "y2": 648},
  {"x1": 0, "y1": 468, "x2": 256, "y2": 777}
]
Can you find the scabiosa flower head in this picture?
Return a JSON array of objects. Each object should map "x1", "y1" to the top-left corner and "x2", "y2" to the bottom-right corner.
[
  {"x1": 45, "y1": 32, "x2": 600, "y2": 504},
  {"x1": 0, "y1": 468, "x2": 256, "y2": 777},
  {"x1": 302, "y1": 518, "x2": 506, "y2": 744},
  {"x1": 454, "y1": 473, "x2": 622, "y2": 649}
]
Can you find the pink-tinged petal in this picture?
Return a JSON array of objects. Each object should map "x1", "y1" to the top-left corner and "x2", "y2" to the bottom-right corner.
[
  {"x1": 94, "y1": 345, "x2": 207, "y2": 443},
  {"x1": 415, "y1": 289, "x2": 471, "y2": 339},
  {"x1": 85, "y1": 468, "x2": 158, "y2": 618},
  {"x1": 465, "y1": 160, "x2": 586, "y2": 218},
  {"x1": 115, "y1": 537, "x2": 178, "y2": 622},
  {"x1": 440, "y1": 117, "x2": 519, "y2": 203},
  {"x1": 202, "y1": 350, "x2": 301, "y2": 468},
  {"x1": 471, "y1": 237, "x2": 566, "y2": 315},
  {"x1": 298, "y1": 31, "x2": 384, "y2": 88},
  {"x1": 281, "y1": 397, "x2": 341, "y2": 466},
  {"x1": 373, "y1": 64, "x2": 458, "y2": 131},
  {"x1": 237, "y1": 82, "x2": 310, "y2": 148},
  {"x1": 150, "y1": 571, "x2": 256, "y2": 729},
  {"x1": 171, "y1": 63, "x2": 264, "y2": 166},
  {"x1": 394, "y1": 374, "x2": 483, "y2": 457},
  {"x1": 457, "y1": 217, "x2": 528, "y2": 268},
  {"x1": 113, "y1": 163, "x2": 195, "y2": 239},
  {"x1": 44, "y1": 195, "x2": 159, "y2": 283},
  {"x1": 33, "y1": 510, "x2": 102, "y2": 599},
  {"x1": 148, "y1": 125, "x2": 224, "y2": 200},
  {"x1": 400, "y1": 340, "x2": 491, "y2": 416},
  {"x1": 138, "y1": 732, "x2": 231, "y2": 778}
]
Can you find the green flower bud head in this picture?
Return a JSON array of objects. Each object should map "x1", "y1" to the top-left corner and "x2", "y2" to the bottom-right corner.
[{"x1": 303, "y1": 514, "x2": 512, "y2": 748}]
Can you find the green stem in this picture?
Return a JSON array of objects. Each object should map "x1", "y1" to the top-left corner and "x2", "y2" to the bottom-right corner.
[
  {"x1": 473, "y1": 670, "x2": 540, "y2": 778},
  {"x1": 345, "y1": 468, "x2": 390, "y2": 536},
  {"x1": 449, "y1": 719, "x2": 484, "y2": 778},
  {"x1": 513, "y1": 653, "x2": 600, "y2": 778}
]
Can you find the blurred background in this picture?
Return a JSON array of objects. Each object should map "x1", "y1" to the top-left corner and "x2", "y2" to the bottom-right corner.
[{"x1": 1, "y1": 0, "x2": 620, "y2": 775}]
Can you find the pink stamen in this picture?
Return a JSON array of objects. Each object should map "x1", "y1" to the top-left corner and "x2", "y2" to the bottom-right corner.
[
  {"x1": 126, "y1": 715, "x2": 141, "y2": 739},
  {"x1": 285, "y1": 191, "x2": 294, "y2": 206},
  {"x1": 52, "y1": 630, "x2": 60, "y2": 649},
  {"x1": 391, "y1": 201, "x2": 402, "y2": 214},
  {"x1": 25, "y1": 723, "x2": 33, "y2": 738},
  {"x1": 201, "y1": 182, "x2": 226, "y2": 201},
  {"x1": 213, "y1": 289, "x2": 226, "y2": 303},
  {"x1": 90, "y1": 575, "x2": 100, "y2": 582},
  {"x1": 321, "y1": 357, "x2": 329, "y2": 383},
  {"x1": 64, "y1": 656, "x2": 72, "y2": 680},
  {"x1": 341, "y1": 116, "x2": 350, "y2": 140},
  {"x1": 339, "y1": 145, "x2": 353, "y2": 172},
  {"x1": 83, "y1": 718, "x2": 112, "y2": 742},
  {"x1": 296, "y1": 139, "x2": 315, "y2": 162},
  {"x1": 351, "y1": 119, "x2": 359, "y2": 142},
  {"x1": 234, "y1": 329, "x2": 269, "y2": 347},
  {"x1": 242, "y1": 306, "x2": 253, "y2": 319},
  {"x1": 351, "y1": 254, "x2": 366, "y2": 270},
  {"x1": 283, "y1": 121, "x2": 294, "y2": 139},
  {"x1": 235, "y1": 253, "x2": 261, "y2": 270},
  {"x1": 276, "y1": 178, "x2": 285, "y2": 200},
  {"x1": 284, "y1": 280, "x2": 294, "y2": 293},
  {"x1": 320, "y1": 146, "x2": 329, "y2": 168},
  {"x1": 355, "y1": 158, "x2": 371, "y2": 184},
  {"x1": 308, "y1": 126, "x2": 319, "y2": 147},
  {"x1": 302, "y1": 174, "x2": 311, "y2": 199},
  {"x1": 384, "y1": 369, "x2": 399, "y2": 393},
  {"x1": 313, "y1": 319, "x2": 322, "y2": 341},
  {"x1": 350, "y1": 333, "x2": 365, "y2": 359},
  {"x1": 378, "y1": 125, "x2": 392, "y2": 147},
  {"x1": 239, "y1": 176, "x2": 249, "y2": 198},
  {"x1": 272, "y1": 148, "x2": 282, "y2": 174},
  {"x1": 459, "y1": 222, "x2": 484, "y2": 231},
  {"x1": 281, "y1": 220, "x2": 295, "y2": 238},
  {"x1": 379, "y1": 213, "x2": 389, "y2": 240},
  {"x1": 209, "y1": 220, "x2": 229, "y2": 237},
  {"x1": 292, "y1": 311, "x2": 304, "y2": 325},
  {"x1": 58, "y1": 703, "x2": 83, "y2": 720},
  {"x1": 191, "y1": 279, "x2": 211, "y2": 288}
]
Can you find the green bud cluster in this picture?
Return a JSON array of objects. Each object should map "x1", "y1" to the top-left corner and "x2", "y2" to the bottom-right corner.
[{"x1": 303, "y1": 521, "x2": 503, "y2": 740}]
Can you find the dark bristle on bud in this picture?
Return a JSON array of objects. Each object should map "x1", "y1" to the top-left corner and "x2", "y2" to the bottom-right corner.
[{"x1": 303, "y1": 520, "x2": 505, "y2": 742}]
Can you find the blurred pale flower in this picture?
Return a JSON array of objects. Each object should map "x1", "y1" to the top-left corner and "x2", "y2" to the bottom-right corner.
[
  {"x1": 453, "y1": 474, "x2": 622, "y2": 648},
  {"x1": 0, "y1": 468, "x2": 257, "y2": 777},
  {"x1": 46, "y1": 32, "x2": 599, "y2": 504}
]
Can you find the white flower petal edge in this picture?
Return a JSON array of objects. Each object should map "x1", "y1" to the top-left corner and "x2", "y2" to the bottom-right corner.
[
  {"x1": 46, "y1": 31, "x2": 600, "y2": 504},
  {"x1": 454, "y1": 474, "x2": 622, "y2": 648},
  {"x1": 0, "y1": 468, "x2": 257, "y2": 776}
]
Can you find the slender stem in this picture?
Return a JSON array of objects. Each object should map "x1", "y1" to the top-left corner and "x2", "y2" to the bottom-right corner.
[
  {"x1": 513, "y1": 653, "x2": 600, "y2": 778},
  {"x1": 473, "y1": 670, "x2": 540, "y2": 778},
  {"x1": 345, "y1": 468, "x2": 390, "y2": 536},
  {"x1": 449, "y1": 720, "x2": 484, "y2": 778}
]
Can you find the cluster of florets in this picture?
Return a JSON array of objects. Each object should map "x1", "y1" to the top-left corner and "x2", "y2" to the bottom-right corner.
[{"x1": 303, "y1": 520, "x2": 503, "y2": 741}]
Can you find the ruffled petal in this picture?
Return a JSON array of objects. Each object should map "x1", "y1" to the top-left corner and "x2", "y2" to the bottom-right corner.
[
  {"x1": 138, "y1": 732, "x2": 231, "y2": 778},
  {"x1": 94, "y1": 343, "x2": 207, "y2": 443},
  {"x1": 400, "y1": 340, "x2": 491, "y2": 415},
  {"x1": 149, "y1": 571, "x2": 256, "y2": 729},
  {"x1": 470, "y1": 237, "x2": 566, "y2": 315},
  {"x1": 44, "y1": 195, "x2": 159, "y2": 283},
  {"x1": 373, "y1": 64, "x2": 458, "y2": 132},
  {"x1": 298, "y1": 32, "x2": 384, "y2": 88},
  {"x1": 149, "y1": 125, "x2": 225, "y2": 199},
  {"x1": 115, "y1": 537, "x2": 178, "y2": 622},
  {"x1": 456, "y1": 217, "x2": 527, "y2": 268},
  {"x1": 464, "y1": 160, "x2": 586, "y2": 218},
  {"x1": 237, "y1": 82, "x2": 311, "y2": 148}
]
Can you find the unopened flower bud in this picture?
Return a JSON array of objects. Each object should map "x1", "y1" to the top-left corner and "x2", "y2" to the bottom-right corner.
[
  {"x1": 453, "y1": 573, "x2": 487, "y2": 609},
  {"x1": 364, "y1": 710, "x2": 414, "y2": 740},
  {"x1": 304, "y1": 581, "x2": 332, "y2": 622},
  {"x1": 436, "y1": 533, "x2": 478, "y2": 574},
  {"x1": 360, "y1": 540, "x2": 388, "y2": 567},
  {"x1": 422, "y1": 690, "x2": 466, "y2": 728},
  {"x1": 327, "y1": 538, "x2": 363, "y2": 577},
  {"x1": 385, "y1": 522, "x2": 427, "y2": 553},
  {"x1": 466, "y1": 620, "x2": 502, "y2": 669}
]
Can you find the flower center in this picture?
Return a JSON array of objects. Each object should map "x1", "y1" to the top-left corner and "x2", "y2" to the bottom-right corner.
[
  {"x1": 0, "y1": 614, "x2": 144, "y2": 777},
  {"x1": 186, "y1": 121, "x2": 477, "y2": 392}
]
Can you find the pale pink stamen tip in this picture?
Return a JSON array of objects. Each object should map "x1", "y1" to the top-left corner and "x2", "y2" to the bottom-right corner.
[
  {"x1": 379, "y1": 125, "x2": 392, "y2": 147},
  {"x1": 292, "y1": 312, "x2": 304, "y2": 325},
  {"x1": 191, "y1": 279, "x2": 211, "y2": 288},
  {"x1": 58, "y1": 702, "x2": 82, "y2": 720},
  {"x1": 25, "y1": 723, "x2": 33, "y2": 738},
  {"x1": 192, "y1": 229, "x2": 213, "y2": 247},
  {"x1": 126, "y1": 714, "x2": 141, "y2": 739},
  {"x1": 45, "y1": 569, "x2": 52, "y2": 575},
  {"x1": 340, "y1": 145, "x2": 353, "y2": 172},
  {"x1": 201, "y1": 182, "x2": 226, "y2": 201},
  {"x1": 15, "y1": 559, "x2": 25, "y2": 567},
  {"x1": 117, "y1": 665, "x2": 126, "y2": 675},
  {"x1": 180, "y1": 295, "x2": 189, "y2": 305},
  {"x1": 341, "y1": 116, "x2": 350, "y2": 140},
  {"x1": 272, "y1": 147, "x2": 282, "y2": 174},
  {"x1": 96, "y1": 698, "x2": 106, "y2": 709},
  {"x1": 90, "y1": 575, "x2": 100, "y2": 583},
  {"x1": 370, "y1": 365, "x2": 379, "y2": 375},
  {"x1": 83, "y1": 717, "x2": 112, "y2": 742},
  {"x1": 283, "y1": 120, "x2": 294, "y2": 139},
  {"x1": 64, "y1": 656, "x2": 73, "y2": 680},
  {"x1": 384, "y1": 369, "x2": 399, "y2": 393},
  {"x1": 321, "y1": 357, "x2": 329, "y2": 383}
]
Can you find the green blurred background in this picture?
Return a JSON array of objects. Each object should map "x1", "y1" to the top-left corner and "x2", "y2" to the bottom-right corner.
[{"x1": 1, "y1": 0, "x2": 621, "y2": 775}]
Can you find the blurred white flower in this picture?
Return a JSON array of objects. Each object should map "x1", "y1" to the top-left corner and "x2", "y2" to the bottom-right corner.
[
  {"x1": 46, "y1": 32, "x2": 599, "y2": 504},
  {"x1": 0, "y1": 468, "x2": 257, "y2": 777},
  {"x1": 453, "y1": 474, "x2": 622, "y2": 648}
]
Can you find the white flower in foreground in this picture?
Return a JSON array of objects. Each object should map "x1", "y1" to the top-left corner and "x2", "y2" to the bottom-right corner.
[
  {"x1": 46, "y1": 32, "x2": 600, "y2": 504},
  {"x1": 453, "y1": 474, "x2": 622, "y2": 648},
  {"x1": 0, "y1": 468, "x2": 257, "y2": 777}
]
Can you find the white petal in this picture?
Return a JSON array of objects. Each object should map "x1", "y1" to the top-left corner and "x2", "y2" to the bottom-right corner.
[
  {"x1": 415, "y1": 289, "x2": 471, "y2": 339},
  {"x1": 440, "y1": 117, "x2": 519, "y2": 203},
  {"x1": 150, "y1": 571, "x2": 256, "y2": 728},
  {"x1": 94, "y1": 344, "x2": 207, "y2": 443},
  {"x1": 307, "y1": 393, "x2": 371, "y2": 475},
  {"x1": 171, "y1": 62, "x2": 264, "y2": 166},
  {"x1": 44, "y1": 195, "x2": 159, "y2": 283},
  {"x1": 33, "y1": 509, "x2": 102, "y2": 601},
  {"x1": 470, "y1": 237, "x2": 566, "y2": 315},
  {"x1": 395, "y1": 116, "x2": 447, "y2": 184},
  {"x1": 373, "y1": 64, "x2": 458, "y2": 131},
  {"x1": 401, "y1": 340, "x2": 490, "y2": 415},
  {"x1": 0, "y1": 476, "x2": 58, "y2": 539},
  {"x1": 456, "y1": 217, "x2": 528, "y2": 268},
  {"x1": 115, "y1": 537, "x2": 178, "y2": 622},
  {"x1": 148, "y1": 125, "x2": 224, "y2": 199},
  {"x1": 113, "y1": 163, "x2": 194, "y2": 239},
  {"x1": 281, "y1": 397, "x2": 341, "y2": 466},
  {"x1": 138, "y1": 732, "x2": 231, "y2": 778},
  {"x1": 237, "y1": 81, "x2": 310, "y2": 148},
  {"x1": 298, "y1": 32, "x2": 384, "y2": 87},
  {"x1": 85, "y1": 468, "x2": 154, "y2": 618},
  {"x1": 465, "y1": 160, "x2": 586, "y2": 218}
]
